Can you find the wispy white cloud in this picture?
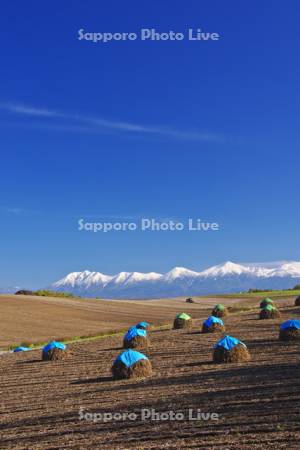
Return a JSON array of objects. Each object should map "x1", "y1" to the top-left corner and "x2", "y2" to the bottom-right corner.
[
  {"x1": 0, "y1": 207, "x2": 29, "y2": 215},
  {"x1": 0, "y1": 207, "x2": 179, "y2": 222},
  {"x1": 0, "y1": 102, "x2": 224, "y2": 142},
  {"x1": 2, "y1": 103, "x2": 61, "y2": 118}
]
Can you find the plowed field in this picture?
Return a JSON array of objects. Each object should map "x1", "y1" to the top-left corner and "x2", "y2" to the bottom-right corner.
[{"x1": 0, "y1": 299, "x2": 300, "y2": 449}]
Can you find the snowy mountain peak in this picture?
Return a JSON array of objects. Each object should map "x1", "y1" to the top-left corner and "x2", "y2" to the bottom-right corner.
[
  {"x1": 110, "y1": 272, "x2": 132, "y2": 283},
  {"x1": 200, "y1": 261, "x2": 249, "y2": 277},
  {"x1": 52, "y1": 270, "x2": 112, "y2": 288},
  {"x1": 268, "y1": 261, "x2": 300, "y2": 277},
  {"x1": 127, "y1": 271, "x2": 162, "y2": 281},
  {"x1": 120, "y1": 271, "x2": 162, "y2": 285},
  {"x1": 164, "y1": 267, "x2": 200, "y2": 280}
]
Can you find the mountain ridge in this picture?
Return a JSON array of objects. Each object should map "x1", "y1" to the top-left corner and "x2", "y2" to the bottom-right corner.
[{"x1": 48, "y1": 260, "x2": 300, "y2": 299}]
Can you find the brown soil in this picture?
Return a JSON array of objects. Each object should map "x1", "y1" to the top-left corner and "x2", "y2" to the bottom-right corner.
[
  {"x1": 112, "y1": 358, "x2": 152, "y2": 380},
  {"x1": 0, "y1": 300, "x2": 299, "y2": 449},
  {"x1": 0, "y1": 294, "x2": 233, "y2": 347},
  {"x1": 173, "y1": 318, "x2": 193, "y2": 329},
  {"x1": 123, "y1": 335, "x2": 149, "y2": 350},
  {"x1": 202, "y1": 323, "x2": 225, "y2": 333},
  {"x1": 213, "y1": 343, "x2": 251, "y2": 363}
]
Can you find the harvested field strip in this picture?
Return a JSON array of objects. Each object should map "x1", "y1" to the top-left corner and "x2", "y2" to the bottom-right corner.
[{"x1": 1, "y1": 306, "x2": 300, "y2": 448}]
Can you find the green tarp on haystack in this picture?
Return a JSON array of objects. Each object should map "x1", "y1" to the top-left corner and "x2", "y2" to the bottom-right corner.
[
  {"x1": 264, "y1": 304, "x2": 276, "y2": 312},
  {"x1": 260, "y1": 298, "x2": 274, "y2": 308},
  {"x1": 214, "y1": 304, "x2": 225, "y2": 311},
  {"x1": 176, "y1": 313, "x2": 191, "y2": 320}
]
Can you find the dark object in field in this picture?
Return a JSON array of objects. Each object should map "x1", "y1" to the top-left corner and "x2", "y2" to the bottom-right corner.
[
  {"x1": 186, "y1": 297, "x2": 194, "y2": 303},
  {"x1": 212, "y1": 304, "x2": 228, "y2": 318},
  {"x1": 259, "y1": 307, "x2": 281, "y2": 320},
  {"x1": 202, "y1": 322, "x2": 225, "y2": 333},
  {"x1": 42, "y1": 348, "x2": 69, "y2": 361},
  {"x1": 213, "y1": 343, "x2": 250, "y2": 363},
  {"x1": 123, "y1": 334, "x2": 149, "y2": 350},
  {"x1": 173, "y1": 313, "x2": 192, "y2": 329},
  {"x1": 295, "y1": 296, "x2": 300, "y2": 306},
  {"x1": 15, "y1": 290, "x2": 35, "y2": 295},
  {"x1": 260, "y1": 298, "x2": 274, "y2": 309},
  {"x1": 112, "y1": 349, "x2": 152, "y2": 379}
]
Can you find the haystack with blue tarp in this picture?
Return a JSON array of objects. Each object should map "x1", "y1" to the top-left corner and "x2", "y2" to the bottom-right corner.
[
  {"x1": 173, "y1": 312, "x2": 192, "y2": 329},
  {"x1": 279, "y1": 319, "x2": 300, "y2": 341},
  {"x1": 42, "y1": 341, "x2": 68, "y2": 361},
  {"x1": 13, "y1": 346, "x2": 30, "y2": 353},
  {"x1": 123, "y1": 326, "x2": 149, "y2": 350},
  {"x1": 213, "y1": 335, "x2": 250, "y2": 363},
  {"x1": 212, "y1": 303, "x2": 228, "y2": 318},
  {"x1": 112, "y1": 349, "x2": 152, "y2": 379},
  {"x1": 259, "y1": 304, "x2": 281, "y2": 320},
  {"x1": 202, "y1": 316, "x2": 225, "y2": 333},
  {"x1": 136, "y1": 321, "x2": 150, "y2": 330}
]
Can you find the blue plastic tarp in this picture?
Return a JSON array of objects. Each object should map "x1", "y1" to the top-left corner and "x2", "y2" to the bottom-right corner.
[
  {"x1": 43, "y1": 341, "x2": 66, "y2": 353},
  {"x1": 214, "y1": 335, "x2": 246, "y2": 351},
  {"x1": 136, "y1": 321, "x2": 149, "y2": 329},
  {"x1": 13, "y1": 346, "x2": 30, "y2": 353},
  {"x1": 203, "y1": 316, "x2": 224, "y2": 327},
  {"x1": 124, "y1": 326, "x2": 147, "y2": 341},
  {"x1": 115, "y1": 349, "x2": 148, "y2": 368},
  {"x1": 280, "y1": 319, "x2": 300, "y2": 331}
]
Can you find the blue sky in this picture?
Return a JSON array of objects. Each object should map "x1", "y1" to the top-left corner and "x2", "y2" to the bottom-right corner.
[{"x1": 0, "y1": 0, "x2": 300, "y2": 287}]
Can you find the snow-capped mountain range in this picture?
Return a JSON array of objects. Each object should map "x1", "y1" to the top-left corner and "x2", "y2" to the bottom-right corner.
[{"x1": 49, "y1": 261, "x2": 300, "y2": 299}]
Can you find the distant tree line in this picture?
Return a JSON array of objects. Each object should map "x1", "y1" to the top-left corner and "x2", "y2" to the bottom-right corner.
[
  {"x1": 248, "y1": 285, "x2": 300, "y2": 293},
  {"x1": 15, "y1": 289, "x2": 79, "y2": 298}
]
